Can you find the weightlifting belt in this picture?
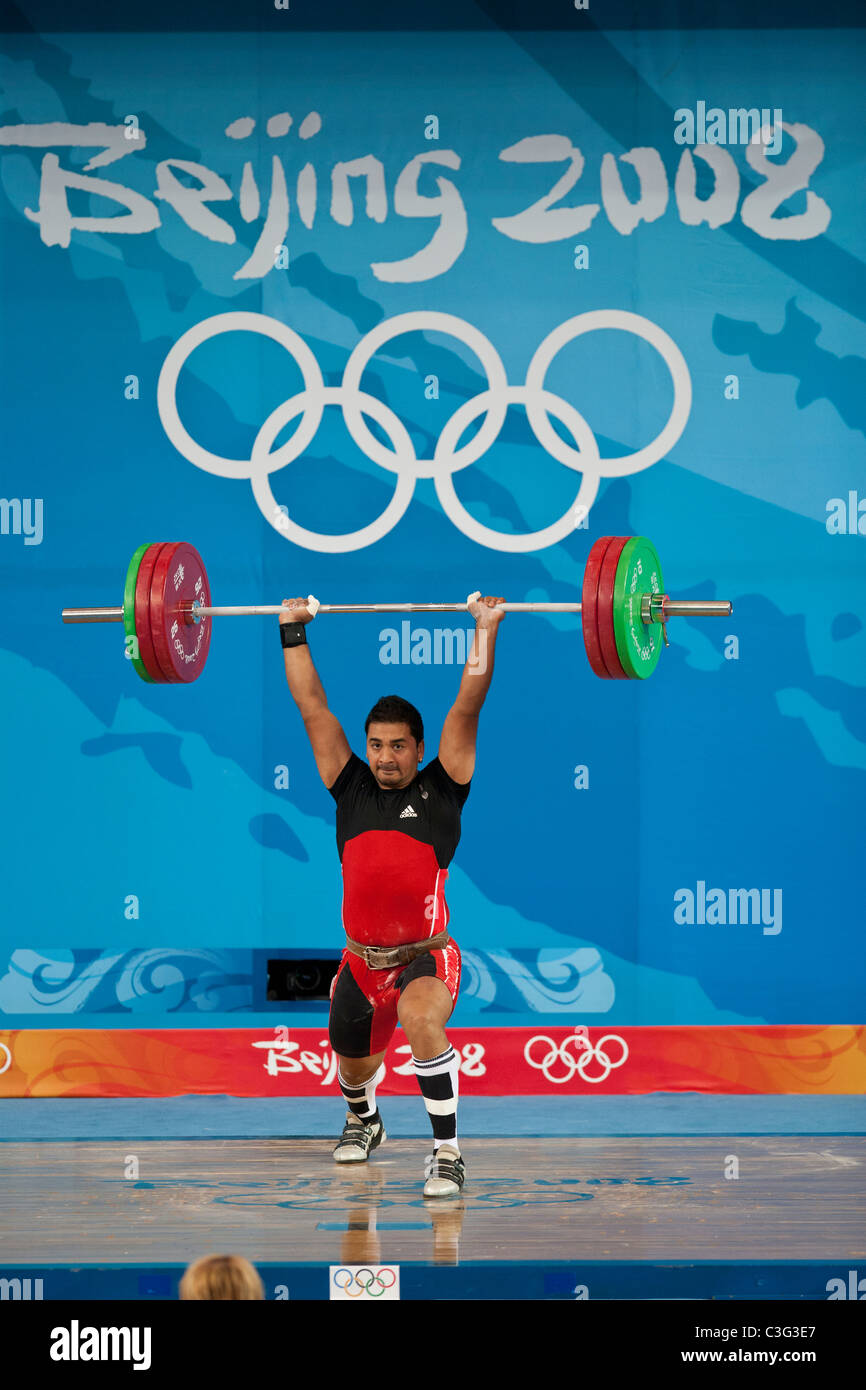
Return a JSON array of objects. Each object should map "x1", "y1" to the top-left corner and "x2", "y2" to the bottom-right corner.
[{"x1": 345, "y1": 930, "x2": 449, "y2": 970}]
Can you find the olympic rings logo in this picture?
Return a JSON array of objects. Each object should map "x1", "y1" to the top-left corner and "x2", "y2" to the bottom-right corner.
[
  {"x1": 331, "y1": 1266, "x2": 398, "y2": 1297},
  {"x1": 157, "y1": 309, "x2": 691, "y2": 554},
  {"x1": 0, "y1": 1043, "x2": 11, "y2": 1076},
  {"x1": 524, "y1": 1029, "x2": 629, "y2": 1085}
]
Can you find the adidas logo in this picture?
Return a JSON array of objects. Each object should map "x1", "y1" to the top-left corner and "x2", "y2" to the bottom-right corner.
[{"x1": 399, "y1": 805, "x2": 418, "y2": 818}]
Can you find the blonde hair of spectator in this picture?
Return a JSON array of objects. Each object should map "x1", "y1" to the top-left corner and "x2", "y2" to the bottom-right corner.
[{"x1": 180, "y1": 1254, "x2": 265, "y2": 1300}]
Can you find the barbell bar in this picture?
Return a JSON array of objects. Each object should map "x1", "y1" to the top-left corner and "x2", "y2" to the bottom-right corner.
[
  {"x1": 193, "y1": 600, "x2": 729, "y2": 617},
  {"x1": 60, "y1": 601, "x2": 730, "y2": 618},
  {"x1": 60, "y1": 536, "x2": 732, "y2": 684}
]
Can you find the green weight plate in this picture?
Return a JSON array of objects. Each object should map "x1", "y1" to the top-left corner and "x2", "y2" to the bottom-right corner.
[
  {"x1": 612, "y1": 535, "x2": 665, "y2": 680},
  {"x1": 123, "y1": 542, "x2": 155, "y2": 683}
]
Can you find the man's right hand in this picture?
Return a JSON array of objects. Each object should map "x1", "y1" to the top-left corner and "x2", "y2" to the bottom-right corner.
[{"x1": 280, "y1": 597, "x2": 316, "y2": 625}]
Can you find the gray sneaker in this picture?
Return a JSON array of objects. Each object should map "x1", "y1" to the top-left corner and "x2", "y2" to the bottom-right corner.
[
  {"x1": 423, "y1": 1145, "x2": 465, "y2": 1197},
  {"x1": 333, "y1": 1113, "x2": 386, "y2": 1164}
]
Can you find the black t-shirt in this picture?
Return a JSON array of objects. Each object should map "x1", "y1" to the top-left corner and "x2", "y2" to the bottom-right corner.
[{"x1": 327, "y1": 753, "x2": 470, "y2": 946}]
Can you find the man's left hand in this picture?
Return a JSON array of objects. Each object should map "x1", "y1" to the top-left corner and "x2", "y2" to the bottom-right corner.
[{"x1": 467, "y1": 592, "x2": 506, "y2": 628}]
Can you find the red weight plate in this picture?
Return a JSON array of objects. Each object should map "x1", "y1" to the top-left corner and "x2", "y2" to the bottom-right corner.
[
  {"x1": 581, "y1": 536, "x2": 614, "y2": 678},
  {"x1": 150, "y1": 541, "x2": 212, "y2": 684},
  {"x1": 597, "y1": 535, "x2": 631, "y2": 679},
  {"x1": 134, "y1": 542, "x2": 172, "y2": 683}
]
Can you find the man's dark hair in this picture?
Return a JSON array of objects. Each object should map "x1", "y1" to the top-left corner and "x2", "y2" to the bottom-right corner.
[{"x1": 365, "y1": 695, "x2": 424, "y2": 746}]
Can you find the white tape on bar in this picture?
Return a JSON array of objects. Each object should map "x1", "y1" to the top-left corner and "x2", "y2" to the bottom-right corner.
[{"x1": 306, "y1": 594, "x2": 321, "y2": 617}]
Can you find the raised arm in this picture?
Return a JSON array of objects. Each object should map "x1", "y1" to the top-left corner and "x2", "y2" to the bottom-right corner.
[
  {"x1": 438, "y1": 593, "x2": 505, "y2": 784},
  {"x1": 279, "y1": 598, "x2": 352, "y2": 788}
]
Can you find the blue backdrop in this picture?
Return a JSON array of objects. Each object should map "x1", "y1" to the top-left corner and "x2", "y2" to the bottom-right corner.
[{"x1": 1, "y1": 1, "x2": 864, "y2": 1029}]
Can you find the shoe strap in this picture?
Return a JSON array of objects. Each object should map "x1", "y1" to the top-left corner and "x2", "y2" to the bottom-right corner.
[{"x1": 427, "y1": 1155, "x2": 463, "y2": 1178}]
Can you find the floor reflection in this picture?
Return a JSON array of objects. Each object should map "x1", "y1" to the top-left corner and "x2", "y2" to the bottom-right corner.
[{"x1": 338, "y1": 1165, "x2": 466, "y2": 1266}]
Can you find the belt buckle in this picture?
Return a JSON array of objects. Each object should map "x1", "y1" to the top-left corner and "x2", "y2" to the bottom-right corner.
[{"x1": 364, "y1": 945, "x2": 389, "y2": 969}]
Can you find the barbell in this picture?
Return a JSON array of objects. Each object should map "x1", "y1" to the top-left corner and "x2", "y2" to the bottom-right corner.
[{"x1": 60, "y1": 536, "x2": 732, "y2": 684}]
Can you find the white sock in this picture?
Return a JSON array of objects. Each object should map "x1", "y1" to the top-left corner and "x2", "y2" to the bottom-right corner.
[
  {"x1": 413, "y1": 1046, "x2": 460, "y2": 1154},
  {"x1": 338, "y1": 1063, "x2": 384, "y2": 1122}
]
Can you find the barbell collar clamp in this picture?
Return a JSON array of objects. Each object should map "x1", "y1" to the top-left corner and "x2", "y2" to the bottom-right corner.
[{"x1": 640, "y1": 595, "x2": 732, "y2": 623}]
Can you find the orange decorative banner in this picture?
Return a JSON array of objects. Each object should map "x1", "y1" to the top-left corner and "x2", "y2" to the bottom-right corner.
[{"x1": 1, "y1": 1026, "x2": 864, "y2": 1097}]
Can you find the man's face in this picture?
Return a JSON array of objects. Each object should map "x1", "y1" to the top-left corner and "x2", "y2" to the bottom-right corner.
[{"x1": 366, "y1": 721, "x2": 424, "y2": 790}]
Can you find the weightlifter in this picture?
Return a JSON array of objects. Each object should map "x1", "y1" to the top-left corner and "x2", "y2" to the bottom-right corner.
[{"x1": 278, "y1": 593, "x2": 505, "y2": 1197}]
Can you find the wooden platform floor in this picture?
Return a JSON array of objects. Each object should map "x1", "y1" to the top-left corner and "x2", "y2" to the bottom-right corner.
[{"x1": 1, "y1": 1136, "x2": 863, "y2": 1265}]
